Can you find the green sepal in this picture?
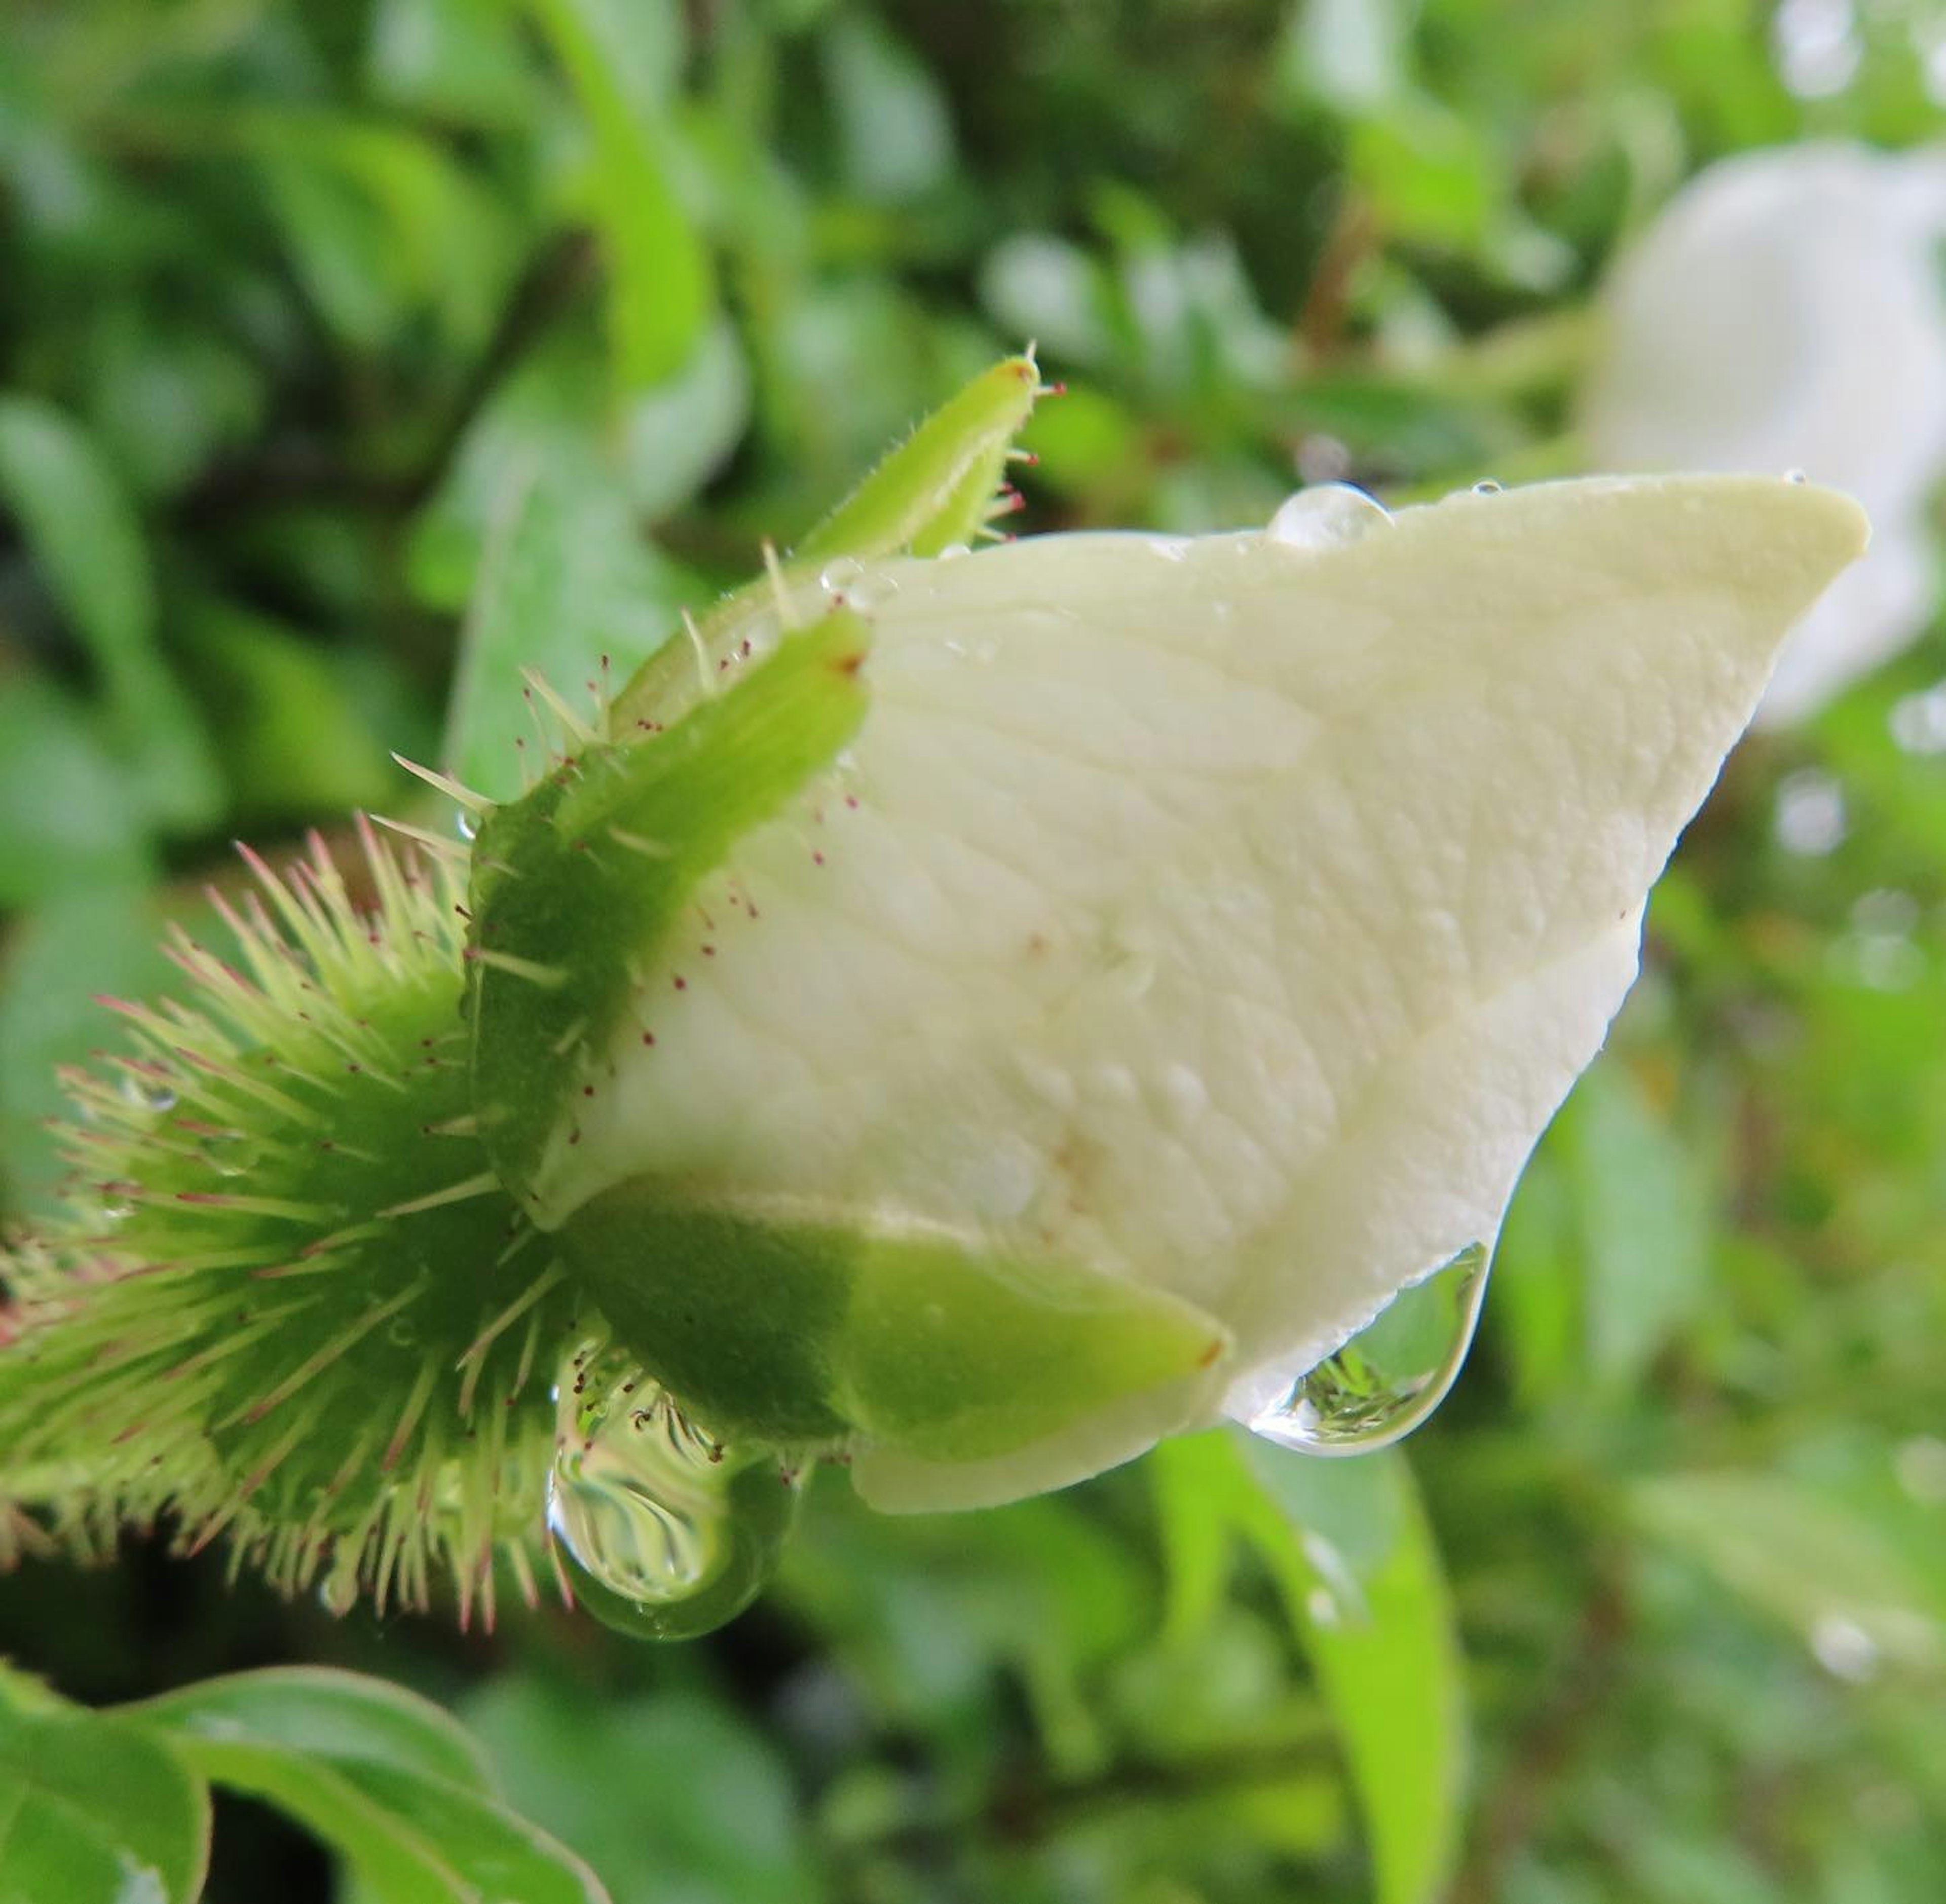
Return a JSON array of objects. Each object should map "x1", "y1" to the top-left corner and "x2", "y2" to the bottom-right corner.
[
  {"x1": 556, "y1": 1186, "x2": 1230, "y2": 1466},
  {"x1": 466, "y1": 608, "x2": 873, "y2": 1209},
  {"x1": 610, "y1": 354, "x2": 1037, "y2": 731},
  {"x1": 795, "y1": 352, "x2": 1040, "y2": 562}
]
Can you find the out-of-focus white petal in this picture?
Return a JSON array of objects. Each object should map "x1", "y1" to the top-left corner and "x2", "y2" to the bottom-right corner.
[
  {"x1": 1582, "y1": 142, "x2": 1946, "y2": 722},
  {"x1": 543, "y1": 477, "x2": 1863, "y2": 1508}
]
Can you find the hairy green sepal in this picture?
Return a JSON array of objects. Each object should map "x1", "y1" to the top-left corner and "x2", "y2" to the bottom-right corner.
[
  {"x1": 609, "y1": 354, "x2": 1037, "y2": 732},
  {"x1": 557, "y1": 1190, "x2": 1229, "y2": 1461},
  {"x1": 466, "y1": 607, "x2": 873, "y2": 1210}
]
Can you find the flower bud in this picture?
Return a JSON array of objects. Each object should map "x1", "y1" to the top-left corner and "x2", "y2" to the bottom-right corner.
[{"x1": 466, "y1": 473, "x2": 1868, "y2": 1512}]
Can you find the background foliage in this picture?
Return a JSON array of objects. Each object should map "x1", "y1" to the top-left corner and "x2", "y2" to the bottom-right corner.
[{"x1": 2, "y1": 1, "x2": 1943, "y2": 1899}]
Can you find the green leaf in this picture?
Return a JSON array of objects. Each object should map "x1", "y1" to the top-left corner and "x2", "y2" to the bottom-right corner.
[
  {"x1": 441, "y1": 472, "x2": 705, "y2": 801},
  {"x1": 1633, "y1": 1470, "x2": 1946, "y2": 1674},
  {"x1": 462, "y1": 1676, "x2": 822, "y2": 1904},
  {"x1": 368, "y1": 0, "x2": 542, "y2": 125},
  {"x1": 125, "y1": 1667, "x2": 610, "y2": 1904},
  {"x1": 820, "y1": 14, "x2": 956, "y2": 204},
  {"x1": 0, "y1": 673, "x2": 146, "y2": 906},
  {"x1": 1152, "y1": 1433, "x2": 1466, "y2": 1904},
  {"x1": 407, "y1": 318, "x2": 749, "y2": 614},
  {"x1": 239, "y1": 110, "x2": 520, "y2": 357},
  {"x1": 178, "y1": 596, "x2": 395, "y2": 822},
  {"x1": 0, "y1": 396, "x2": 219, "y2": 830},
  {"x1": 0, "y1": 876, "x2": 173, "y2": 1218},
  {"x1": 0, "y1": 1663, "x2": 210, "y2": 1904},
  {"x1": 527, "y1": 0, "x2": 714, "y2": 389},
  {"x1": 1568, "y1": 1061, "x2": 1714, "y2": 1389},
  {"x1": 123, "y1": 1667, "x2": 493, "y2": 1794}
]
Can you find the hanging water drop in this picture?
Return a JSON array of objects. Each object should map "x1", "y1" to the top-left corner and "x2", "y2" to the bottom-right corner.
[
  {"x1": 1249, "y1": 1241, "x2": 1491, "y2": 1454},
  {"x1": 545, "y1": 1345, "x2": 803, "y2": 1640},
  {"x1": 455, "y1": 808, "x2": 478, "y2": 842},
  {"x1": 1265, "y1": 483, "x2": 1393, "y2": 552}
]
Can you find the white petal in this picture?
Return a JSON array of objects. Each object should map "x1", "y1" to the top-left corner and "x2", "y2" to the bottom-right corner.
[
  {"x1": 552, "y1": 476, "x2": 1864, "y2": 1507},
  {"x1": 1582, "y1": 142, "x2": 1946, "y2": 721}
]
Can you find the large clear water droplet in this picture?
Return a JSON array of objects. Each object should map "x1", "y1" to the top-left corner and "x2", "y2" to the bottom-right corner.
[
  {"x1": 1265, "y1": 483, "x2": 1393, "y2": 552},
  {"x1": 1249, "y1": 1242, "x2": 1491, "y2": 1454},
  {"x1": 546, "y1": 1346, "x2": 803, "y2": 1640}
]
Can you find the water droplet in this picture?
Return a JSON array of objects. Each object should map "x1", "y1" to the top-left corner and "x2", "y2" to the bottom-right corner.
[
  {"x1": 1265, "y1": 483, "x2": 1393, "y2": 552},
  {"x1": 935, "y1": 542, "x2": 971, "y2": 563},
  {"x1": 121, "y1": 1077, "x2": 177, "y2": 1114},
  {"x1": 1471, "y1": 478, "x2": 1504, "y2": 496},
  {"x1": 1249, "y1": 1242, "x2": 1490, "y2": 1454},
  {"x1": 201, "y1": 1130, "x2": 263, "y2": 1177},
  {"x1": 456, "y1": 809, "x2": 478, "y2": 842},
  {"x1": 546, "y1": 1348, "x2": 803, "y2": 1640},
  {"x1": 1784, "y1": 468, "x2": 1808, "y2": 485},
  {"x1": 818, "y1": 556, "x2": 866, "y2": 594}
]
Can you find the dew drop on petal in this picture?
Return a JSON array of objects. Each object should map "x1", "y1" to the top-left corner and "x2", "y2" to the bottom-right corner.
[
  {"x1": 1248, "y1": 1241, "x2": 1491, "y2": 1454},
  {"x1": 1472, "y1": 478, "x2": 1505, "y2": 496},
  {"x1": 1265, "y1": 483, "x2": 1393, "y2": 552},
  {"x1": 818, "y1": 556, "x2": 866, "y2": 595},
  {"x1": 546, "y1": 1346, "x2": 803, "y2": 1640}
]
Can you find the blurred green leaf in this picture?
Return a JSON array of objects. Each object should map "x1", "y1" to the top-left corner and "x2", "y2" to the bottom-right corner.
[
  {"x1": 442, "y1": 470, "x2": 701, "y2": 801},
  {"x1": 527, "y1": 0, "x2": 714, "y2": 389},
  {"x1": 367, "y1": 0, "x2": 541, "y2": 125},
  {"x1": 1154, "y1": 1433, "x2": 1465, "y2": 1904},
  {"x1": 0, "y1": 395, "x2": 219, "y2": 830},
  {"x1": 410, "y1": 318, "x2": 750, "y2": 613},
  {"x1": 820, "y1": 14, "x2": 956, "y2": 204},
  {"x1": 177, "y1": 596, "x2": 394, "y2": 822},
  {"x1": 0, "y1": 1662, "x2": 210, "y2": 1904},
  {"x1": 1633, "y1": 1471, "x2": 1946, "y2": 1678},
  {"x1": 0, "y1": 876, "x2": 173, "y2": 1217},
  {"x1": 1571, "y1": 1061, "x2": 1715, "y2": 1390},
  {"x1": 241, "y1": 110, "x2": 520, "y2": 357},
  {"x1": 463, "y1": 1675, "x2": 824, "y2": 1904},
  {"x1": 0, "y1": 673, "x2": 146, "y2": 905}
]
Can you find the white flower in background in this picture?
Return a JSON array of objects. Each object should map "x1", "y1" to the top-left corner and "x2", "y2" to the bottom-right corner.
[
  {"x1": 1582, "y1": 141, "x2": 1946, "y2": 723},
  {"x1": 470, "y1": 476, "x2": 1865, "y2": 1512}
]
